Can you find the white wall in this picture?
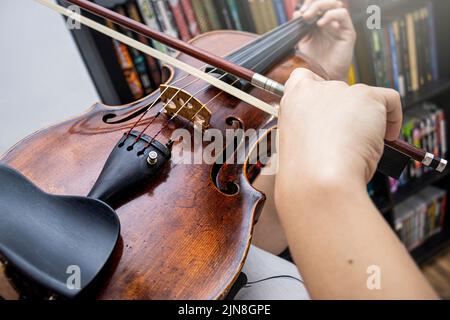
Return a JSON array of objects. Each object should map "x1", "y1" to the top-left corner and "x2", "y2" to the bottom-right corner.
[{"x1": 0, "y1": 0, "x2": 99, "y2": 153}]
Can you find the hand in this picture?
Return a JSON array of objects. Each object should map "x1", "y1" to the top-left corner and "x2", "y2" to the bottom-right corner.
[
  {"x1": 273, "y1": 70, "x2": 437, "y2": 301},
  {"x1": 277, "y1": 68, "x2": 403, "y2": 194},
  {"x1": 295, "y1": 0, "x2": 356, "y2": 81}
]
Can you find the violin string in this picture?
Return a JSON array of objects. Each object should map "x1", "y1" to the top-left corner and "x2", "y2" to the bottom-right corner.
[
  {"x1": 144, "y1": 40, "x2": 292, "y2": 149},
  {"x1": 132, "y1": 68, "x2": 221, "y2": 144},
  {"x1": 143, "y1": 72, "x2": 234, "y2": 149},
  {"x1": 127, "y1": 39, "x2": 259, "y2": 142},
  {"x1": 125, "y1": 63, "x2": 213, "y2": 141}
]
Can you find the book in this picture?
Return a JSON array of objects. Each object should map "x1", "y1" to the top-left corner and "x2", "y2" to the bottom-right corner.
[
  {"x1": 203, "y1": 0, "x2": 222, "y2": 30},
  {"x1": 414, "y1": 10, "x2": 425, "y2": 87},
  {"x1": 180, "y1": 0, "x2": 200, "y2": 37},
  {"x1": 427, "y1": 1, "x2": 439, "y2": 81},
  {"x1": 392, "y1": 20, "x2": 406, "y2": 97},
  {"x1": 383, "y1": 27, "x2": 393, "y2": 88},
  {"x1": 237, "y1": 0, "x2": 256, "y2": 32},
  {"x1": 151, "y1": 0, "x2": 179, "y2": 40},
  {"x1": 104, "y1": 19, "x2": 144, "y2": 99},
  {"x1": 214, "y1": 0, "x2": 234, "y2": 30},
  {"x1": 190, "y1": 0, "x2": 211, "y2": 32},
  {"x1": 392, "y1": 103, "x2": 447, "y2": 191},
  {"x1": 388, "y1": 24, "x2": 399, "y2": 92},
  {"x1": 273, "y1": 0, "x2": 288, "y2": 25},
  {"x1": 249, "y1": 0, "x2": 265, "y2": 34},
  {"x1": 136, "y1": 0, "x2": 169, "y2": 54},
  {"x1": 227, "y1": 0, "x2": 243, "y2": 31},
  {"x1": 370, "y1": 29, "x2": 387, "y2": 88},
  {"x1": 406, "y1": 12, "x2": 419, "y2": 92},
  {"x1": 399, "y1": 18, "x2": 412, "y2": 94},
  {"x1": 167, "y1": 0, "x2": 192, "y2": 41},
  {"x1": 115, "y1": 6, "x2": 155, "y2": 95},
  {"x1": 284, "y1": 0, "x2": 298, "y2": 20},
  {"x1": 126, "y1": 1, "x2": 162, "y2": 87},
  {"x1": 394, "y1": 186, "x2": 447, "y2": 250},
  {"x1": 264, "y1": 0, "x2": 279, "y2": 31}
]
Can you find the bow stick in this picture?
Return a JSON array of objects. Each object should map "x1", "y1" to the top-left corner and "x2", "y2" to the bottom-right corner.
[{"x1": 36, "y1": 0, "x2": 448, "y2": 173}]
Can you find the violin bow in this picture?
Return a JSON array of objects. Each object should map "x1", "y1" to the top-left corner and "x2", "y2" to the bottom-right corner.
[{"x1": 37, "y1": 0, "x2": 447, "y2": 174}]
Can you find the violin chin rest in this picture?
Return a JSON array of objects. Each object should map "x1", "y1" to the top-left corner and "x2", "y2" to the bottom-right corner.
[{"x1": 0, "y1": 164, "x2": 120, "y2": 299}]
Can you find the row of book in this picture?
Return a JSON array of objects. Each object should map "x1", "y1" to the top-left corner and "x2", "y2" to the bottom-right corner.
[
  {"x1": 389, "y1": 102, "x2": 447, "y2": 194},
  {"x1": 369, "y1": 3, "x2": 439, "y2": 97},
  {"x1": 103, "y1": 0, "x2": 300, "y2": 99},
  {"x1": 394, "y1": 186, "x2": 447, "y2": 251}
]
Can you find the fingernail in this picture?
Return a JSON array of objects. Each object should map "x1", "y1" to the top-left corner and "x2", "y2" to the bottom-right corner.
[{"x1": 300, "y1": 4, "x2": 308, "y2": 13}]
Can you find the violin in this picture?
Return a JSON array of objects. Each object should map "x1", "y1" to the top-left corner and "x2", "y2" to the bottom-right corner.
[{"x1": 0, "y1": 0, "x2": 445, "y2": 300}]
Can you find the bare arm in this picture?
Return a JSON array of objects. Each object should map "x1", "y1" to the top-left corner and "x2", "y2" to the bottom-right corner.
[{"x1": 276, "y1": 68, "x2": 438, "y2": 299}]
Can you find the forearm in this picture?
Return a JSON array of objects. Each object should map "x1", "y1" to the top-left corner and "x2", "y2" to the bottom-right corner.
[{"x1": 277, "y1": 177, "x2": 438, "y2": 300}]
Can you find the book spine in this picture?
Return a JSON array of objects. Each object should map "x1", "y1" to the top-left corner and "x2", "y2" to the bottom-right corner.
[
  {"x1": 152, "y1": 0, "x2": 179, "y2": 39},
  {"x1": 168, "y1": 0, "x2": 192, "y2": 41},
  {"x1": 371, "y1": 29, "x2": 386, "y2": 87},
  {"x1": 393, "y1": 21, "x2": 406, "y2": 97},
  {"x1": 136, "y1": 0, "x2": 169, "y2": 54},
  {"x1": 265, "y1": 0, "x2": 280, "y2": 29},
  {"x1": 190, "y1": 0, "x2": 211, "y2": 33},
  {"x1": 273, "y1": 0, "x2": 288, "y2": 25},
  {"x1": 180, "y1": 0, "x2": 200, "y2": 36},
  {"x1": 420, "y1": 8, "x2": 432, "y2": 84},
  {"x1": 383, "y1": 27, "x2": 393, "y2": 88},
  {"x1": 237, "y1": 0, "x2": 256, "y2": 33},
  {"x1": 258, "y1": 0, "x2": 270, "y2": 33},
  {"x1": 406, "y1": 13, "x2": 419, "y2": 92},
  {"x1": 249, "y1": 0, "x2": 265, "y2": 34},
  {"x1": 216, "y1": 0, "x2": 234, "y2": 29},
  {"x1": 115, "y1": 6, "x2": 154, "y2": 95},
  {"x1": 203, "y1": 0, "x2": 222, "y2": 30},
  {"x1": 126, "y1": 1, "x2": 162, "y2": 87},
  {"x1": 414, "y1": 10, "x2": 425, "y2": 87},
  {"x1": 105, "y1": 19, "x2": 144, "y2": 99},
  {"x1": 427, "y1": 2, "x2": 439, "y2": 81},
  {"x1": 284, "y1": 0, "x2": 297, "y2": 20},
  {"x1": 227, "y1": 0, "x2": 243, "y2": 31},
  {"x1": 388, "y1": 23, "x2": 399, "y2": 92},
  {"x1": 399, "y1": 18, "x2": 411, "y2": 94}
]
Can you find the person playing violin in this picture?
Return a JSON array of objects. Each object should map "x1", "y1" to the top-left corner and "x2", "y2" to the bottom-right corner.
[{"x1": 238, "y1": 0, "x2": 438, "y2": 300}]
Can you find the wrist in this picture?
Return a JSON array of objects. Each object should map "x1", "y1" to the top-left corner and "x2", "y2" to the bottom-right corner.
[{"x1": 276, "y1": 166, "x2": 367, "y2": 218}]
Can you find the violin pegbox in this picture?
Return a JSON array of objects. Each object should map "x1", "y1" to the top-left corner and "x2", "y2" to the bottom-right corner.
[{"x1": 160, "y1": 85, "x2": 211, "y2": 132}]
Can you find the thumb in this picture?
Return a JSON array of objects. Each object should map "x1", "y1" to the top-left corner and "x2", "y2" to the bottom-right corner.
[{"x1": 372, "y1": 87, "x2": 403, "y2": 142}]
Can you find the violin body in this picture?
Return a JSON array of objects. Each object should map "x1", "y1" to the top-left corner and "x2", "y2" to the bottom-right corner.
[{"x1": 0, "y1": 31, "x2": 315, "y2": 299}]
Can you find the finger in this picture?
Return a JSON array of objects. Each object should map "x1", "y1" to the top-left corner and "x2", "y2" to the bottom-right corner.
[
  {"x1": 373, "y1": 88, "x2": 403, "y2": 141},
  {"x1": 317, "y1": 8, "x2": 354, "y2": 31},
  {"x1": 299, "y1": 0, "x2": 314, "y2": 13},
  {"x1": 285, "y1": 68, "x2": 324, "y2": 93},
  {"x1": 303, "y1": 0, "x2": 344, "y2": 22}
]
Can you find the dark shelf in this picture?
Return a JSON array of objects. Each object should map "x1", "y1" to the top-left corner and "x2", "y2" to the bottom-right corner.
[
  {"x1": 351, "y1": 0, "x2": 426, "y2": 24},
  {"x1": 412, "y1": 229, "x2": 450, "y2": 264},
  {"x1": 373, "y1": 197, "x2": 392, "y2": 214},
  {"x1": 392, "y1": 168, "x2": 450, "y2": 205},
  {"x1": 403, "y1": 78, "x2": 450, "y2": 109}
]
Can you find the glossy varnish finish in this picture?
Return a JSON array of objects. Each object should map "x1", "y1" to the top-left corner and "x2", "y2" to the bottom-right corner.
[{"x1": 0, "y1": 31, "x2": 311, "y2": 299}]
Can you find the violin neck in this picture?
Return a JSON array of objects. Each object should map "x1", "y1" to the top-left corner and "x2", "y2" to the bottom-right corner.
[{"x1": 212, "y1": 18, "x2": 313, "y2": 86}]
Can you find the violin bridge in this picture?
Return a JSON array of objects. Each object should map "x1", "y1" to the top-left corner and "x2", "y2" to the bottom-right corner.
[{"x1": 160, "y1": 85, "x2": 211, "y2": 131}]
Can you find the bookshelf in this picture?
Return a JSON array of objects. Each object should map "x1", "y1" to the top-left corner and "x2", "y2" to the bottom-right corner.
[
  {"x1": 351, "y1": 0, "x2": 450, "y2": 263},
  {"x1": 64, "y1": 0, "x2": 450, "y2": 263}
]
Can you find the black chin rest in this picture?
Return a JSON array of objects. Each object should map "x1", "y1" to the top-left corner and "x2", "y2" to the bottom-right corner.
[{"x1": 0, "y1": 164, "x2": 120, "y2": 298}]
